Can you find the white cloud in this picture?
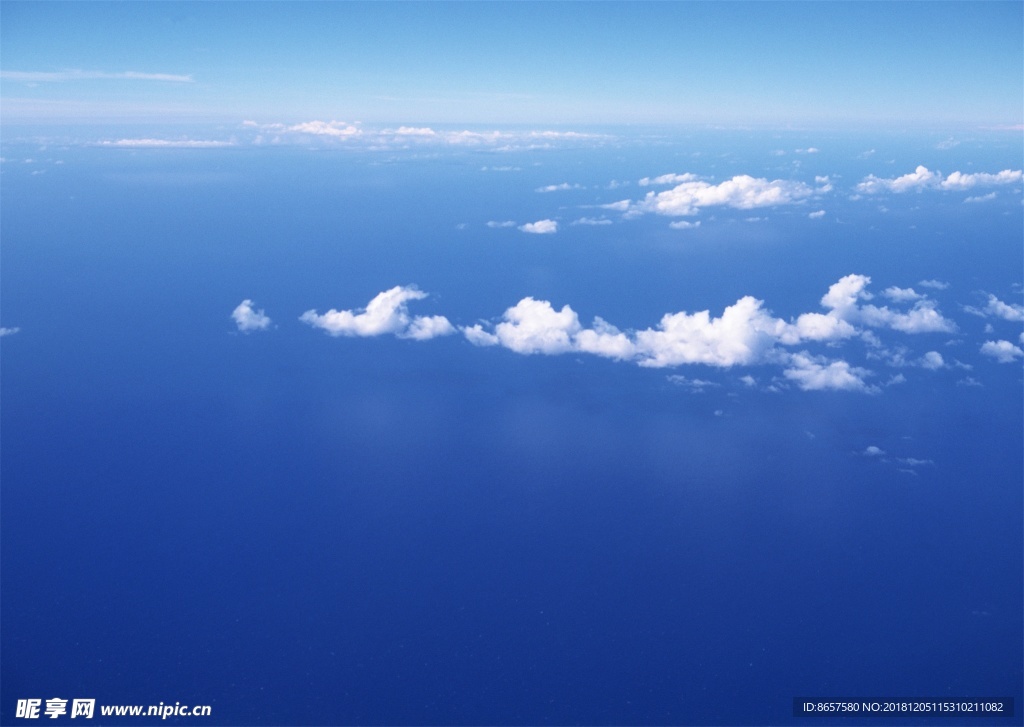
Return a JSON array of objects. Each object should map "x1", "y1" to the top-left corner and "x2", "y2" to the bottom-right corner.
[
  {"x1": 461, "y1": 324, "x2": 499, "y2": 347},
  {"x1": 668, "y1": 220, "x2": 701, "y2": 230},
  {"x1": 638, "y1": 173, "x2": 700, "y2": 186},
  {"x1": 980, "y1": 340, "x2": 1024, "y2": 363},
  {"x1": 391, "y1": 126, "x2": 437, "y2": 136},
  {"x1": 784, "y1": 353, "x2": 876, "y2": 392},
  {"x1": 0, "y1": 326, "x2": 21, "y2": 337},
  {"x1": 96, "y1": 139, "x2": 234, "y2": 148},
  {"x1": 863, "y1": 445, "x2": 886, "y2": 456},
  {"x1": 882, "y1": 286, "x2": 923, "y2": 302},
  {"x1": 601, "y1": 200, "x2": 632, "y2": 212},
  {"x1": 796, "y1": 147, "x2": 820, "y2": 154},
  {"x1": 940, "y1": 169, "x2": 1022, "y2": 190},
  {"x1": 920, "y1": 351, "x2": 945, "y2": 370},
  {"x1": 486, "y1": 220, "x2": 516, "y2": 228},
  {"x1": 490, "y1": 298, "x2": 580, "y2": 355},
  {"x1": 808, "y1": 210, "x2": 826, "y2": 219},
  {"x1": 964, "y1": 192, "x2": 997, "y2": 203},
  {"x1": 1, "y1": 69, "x2": 193, "y2": 82},
  {"x1": 856, "y1": 165, "x2": 940, "y2": 194},
  {"x1": 405, "y1": 315, "x2": 456, "y2": 341},
  {"x1": 983, "y1": 294, "x2": 1024, "y2": 322},
  {"x1": 819, "y1": 274, "x2": 956, "y2": 334},
  {"x1": 571, "y1": 217, "x2": 612, "y2": 226},
  {"x1": 917, "y1": 279, "x2": 949, "y2": 290},
  {"x1": 633, "y1": 296, "x2": 792, "y2": 368},
  {"x1": 287, "y1": 120, "x2": 361, "y2": 138},
  {"x1": 857, "y1": 166, "x2": 1023, "y2": 194},
  {"x1": 897, "y1": 457, "x2": 934, "y2": 466},
  {"x1": 300, "y1": 286, "x2": 451, "y2": 339},
  {"x1": 519, "y1": 219, "x2": 558, "y2": 234},
  {"x1": 231, "y1": 300, "x2": 272, "y2": 332},
  {"x1": 635, "y1": 174, "x2": 823, "y2": 217},
  {"x1": 666, "y1": 374, "x2": 719, "y2": 392},
  {"x1": 536, "y1": 182, "x2": 582, "y2": 192}
]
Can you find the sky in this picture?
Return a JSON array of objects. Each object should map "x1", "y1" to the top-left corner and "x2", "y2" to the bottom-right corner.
[
  {"x1": 1, "y1": 3, "x2": 1023, "y2": 727},
  {"x1": 1, "y1": 1, "x2": 1022, "y2": 127}
]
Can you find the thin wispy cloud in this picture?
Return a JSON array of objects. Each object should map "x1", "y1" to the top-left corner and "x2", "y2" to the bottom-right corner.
[
  {"x1": 0, "y1": 326, "x2": 21, "y2": 337},
  {"x1": 96, "y1": 139, "x2": 235, "y2": 148},
  {"x1": 1, "y1": 69, "x2": 193, "y2": 83}
]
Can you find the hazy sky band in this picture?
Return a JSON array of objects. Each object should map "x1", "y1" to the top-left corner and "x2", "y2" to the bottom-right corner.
[{"x1": 2, "y1": 1, "x2": 1021, "y2": 127}]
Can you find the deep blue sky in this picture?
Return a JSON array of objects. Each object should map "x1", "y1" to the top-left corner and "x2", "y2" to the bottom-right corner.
[
  {"x1": 2, "y1": 1, "x2": 1022, "y2": 126},
  {"x1": 1, "y1": 3, "x2": 1022, "y2": 726}
]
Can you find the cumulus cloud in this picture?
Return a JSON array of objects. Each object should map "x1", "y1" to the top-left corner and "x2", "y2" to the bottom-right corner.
[
  {"x1": 857, "y1": 166, "x2": 1023, "y2": 194},
  {"x1": 980, "y1": 340, "x2": 1024, "y2": 363},
  {"x1": 919, "y1": 351, "x2": 945, "y2": 370},
  {"x1": 390, "y1": 126, "x2": 437, "y2": 136},
  {"x1": 231, "y1": 300, "x2": 272, "y2": 332},
  {"x1": 783, "y1": 353, "x2": 876, "y2": 392},
  {"x1": 632, "y1": 174, "x2": 824, "y2": 217},
  {"x1": 882, "y1": 286, "x2": 923, "y2": 302},
  {"x1": 863, "y1": 446, "x2": 886, "y2": 456},
  {"x1": 819, "y1": 274, "x2": 956, "y2": 334},
  {"x1": 300, "y1": 286, "x2": 453, "y2": 340},
  {"x1": 982, "y1": 294, "x2": 1024, "y2": 322},
  {"x1": 808, "y1": 210, "x2": 826, "y2": 219},
  {"x1": 519, "y1": 219, "x2": 558, "y2": 234},
  {"x1": 287, "y1": 120, "x2": 361, "y2": 137}
]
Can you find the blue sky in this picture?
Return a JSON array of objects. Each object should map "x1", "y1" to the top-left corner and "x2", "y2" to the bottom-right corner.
[
  {"x1": 2, "y1": 1, "x2": 1022, "y2": 127},
  {"x1": 2, "y1": 3, "x2": 1022, "y2": 725}
]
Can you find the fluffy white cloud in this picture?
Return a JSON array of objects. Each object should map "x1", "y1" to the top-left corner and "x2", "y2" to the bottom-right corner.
[
  {"x1": 819, "y1": 274, "x2": 956, "y2": 334},
  {"x1": 940, "y1": 169, "x2": 1022, "y2": 190},
  {"x1": 857, "y1": 166, "x2": 1023, "y2": 194},
  {"x1": 490, "y1": 298, "x2": 580, "y2": 355},
  {"x1": 300, "y1": 286, "x2": 452, "y2": 339},
  {"x1": 232, "y1": 300, "x2": 272, "y2": 332},
  {"x1": 983, "y1": 294, "x2": 1024, "y2": 322},
  {"x1": 857, "y1": 165, "x2": 940, "y2": 194},
  {"x1": 863, "y1": 445, "x2": 886, "y2": 456},
  {"x1": 783, "y1": 353, "x2": 876, "y2": 392},
  {"x1": 405, "y1": 315, "x2": 456, "y2": 341},
  {"x1": 519, "y1": 219, "x2": 558, "y2": 234},
  {"x1": 920, "y1": 351, "x2": 945, "y2": 370},
  {"x1": 808, "y1": 210, "x2": 826, "y2": 219},
  {"x1": 633, "y1": 296, "x2": 792, "y2": 368},
  {"x1": 980, "y1": 340, "x2": 1024, "y2": 363},
  {"x1": 882, "y1": 286, "x2": 923, "y2": 302},
  {"x1": 669, "y1": 220, "x2": 700, "y2": 230},
  {"x1": 288, "y1": 120, "x2": 361, "y2": 137},
  {"x1": 635, "y1": 174, "x2": 822, "y2": 217}
]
